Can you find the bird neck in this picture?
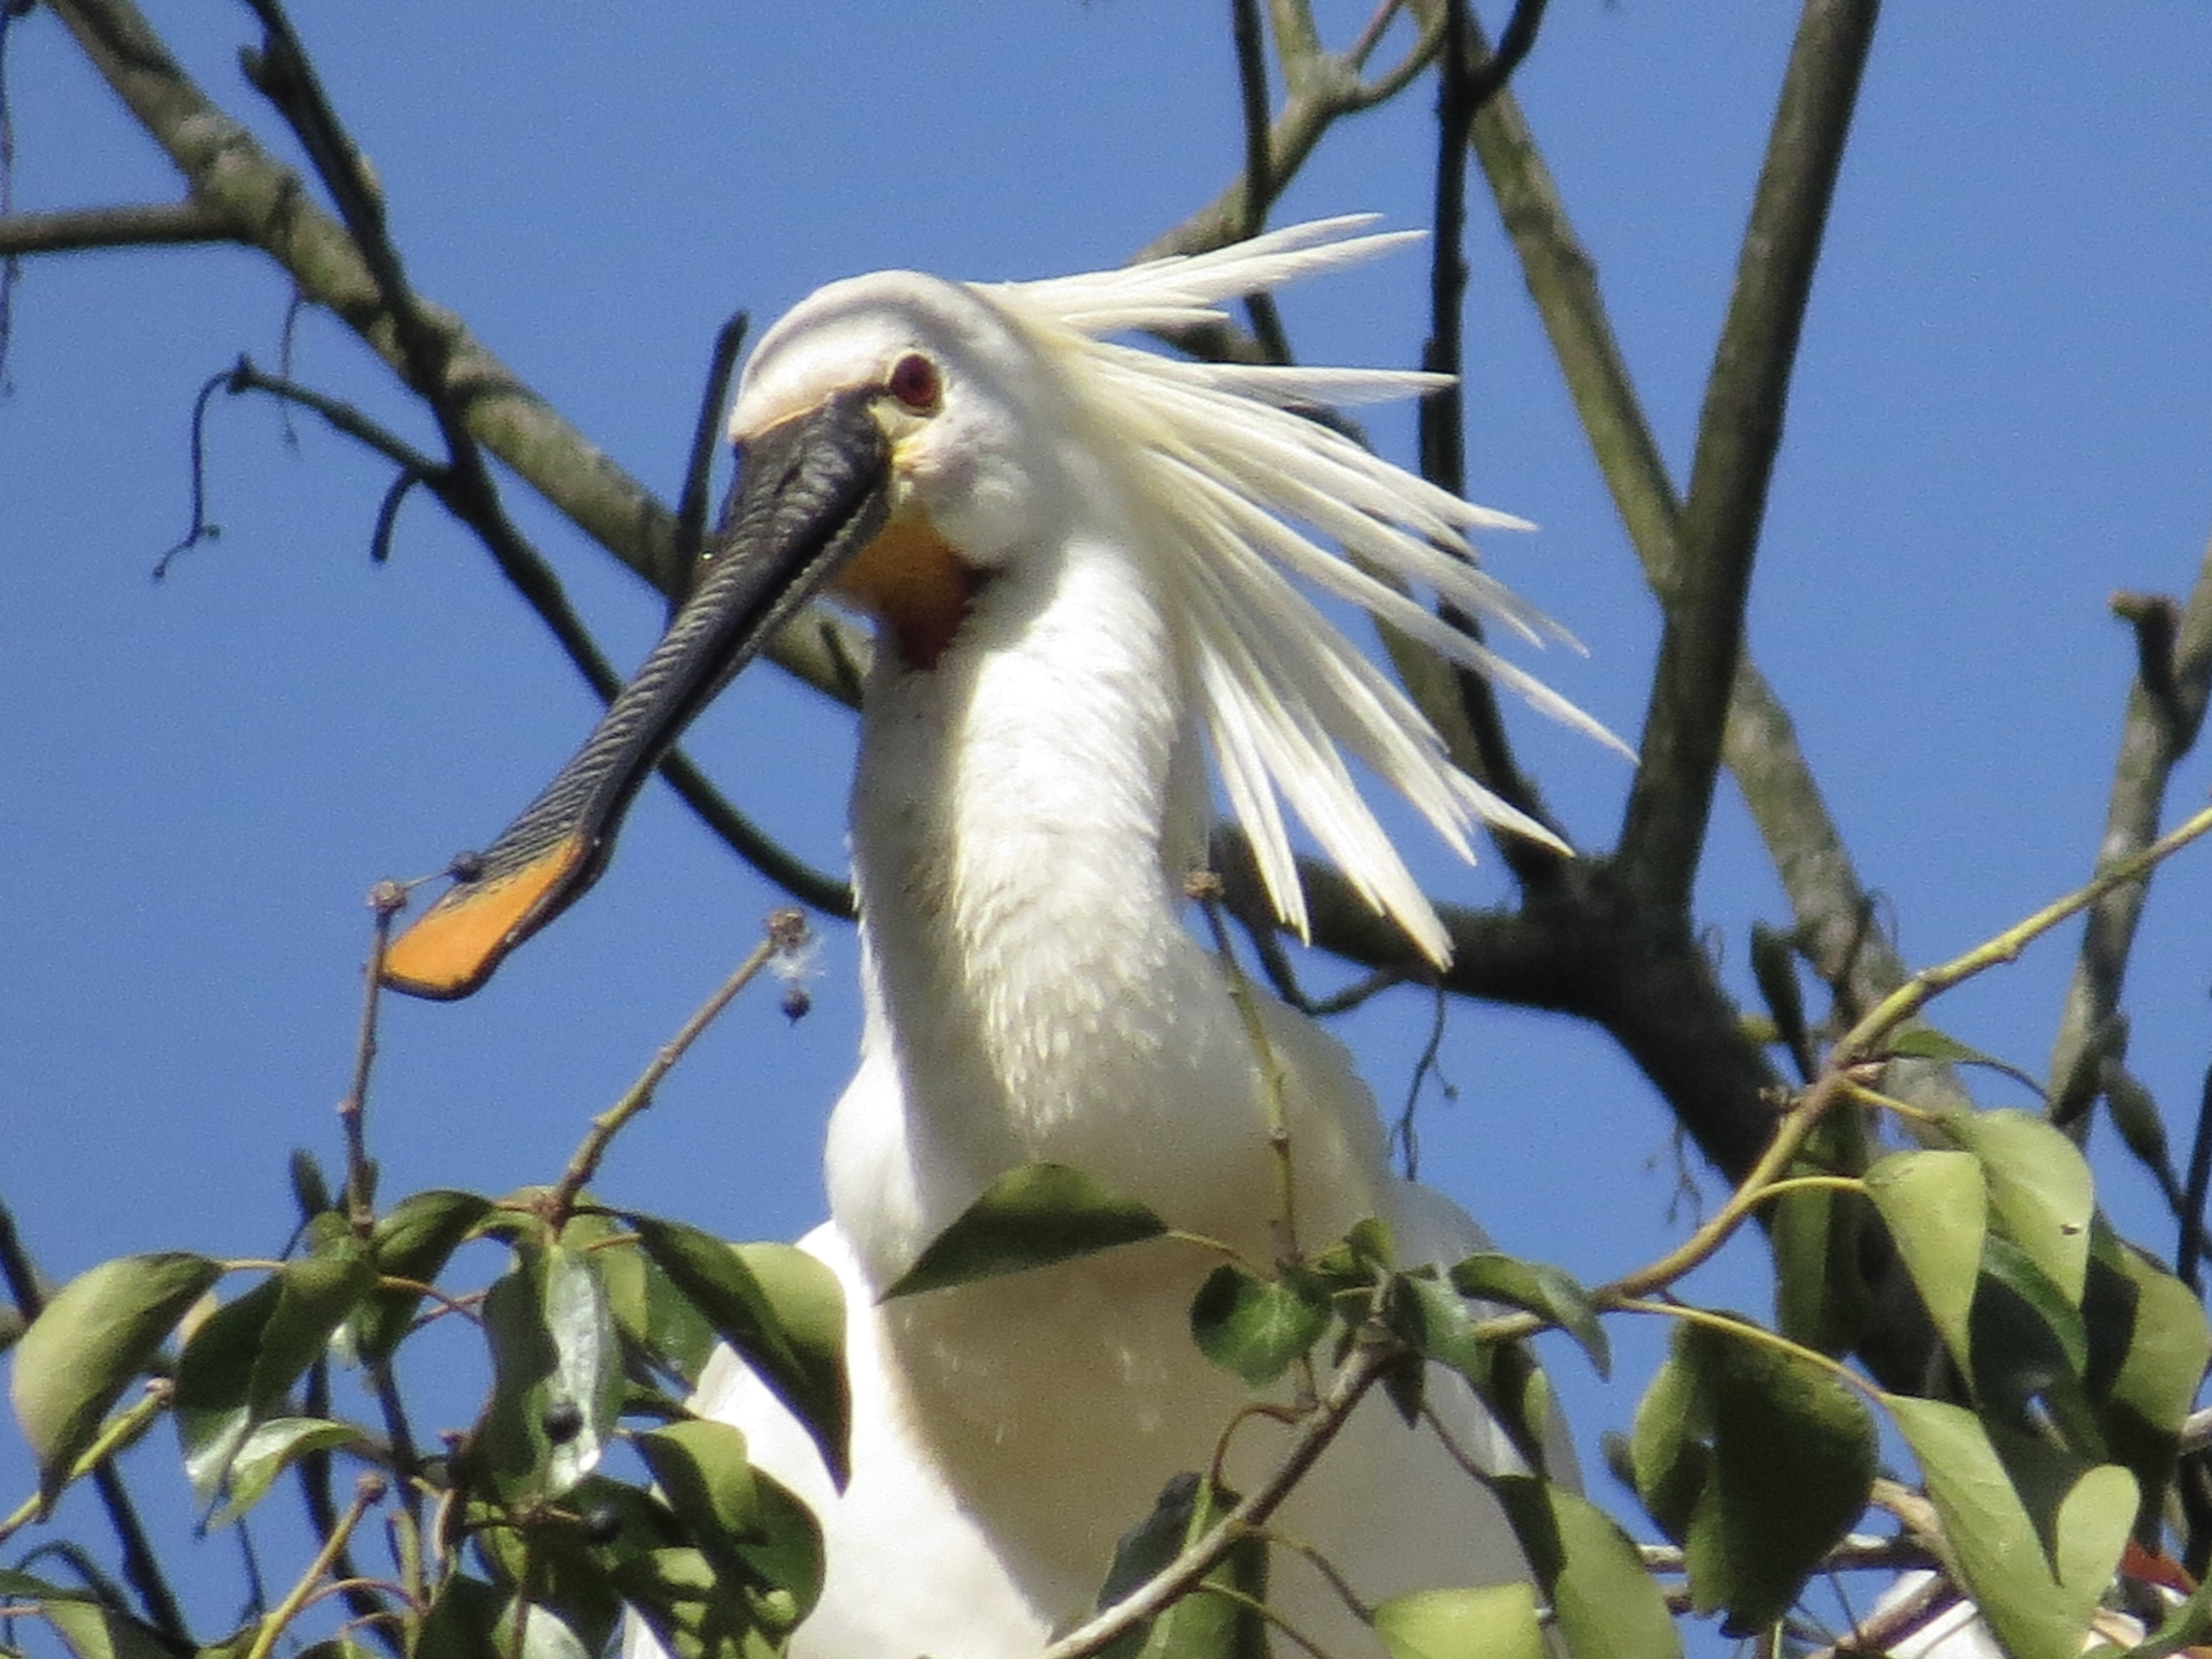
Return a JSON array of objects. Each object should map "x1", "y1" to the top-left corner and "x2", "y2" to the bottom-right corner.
[{"x1": 827, "y1": 527, "x2": 1304, "y2": 1278}]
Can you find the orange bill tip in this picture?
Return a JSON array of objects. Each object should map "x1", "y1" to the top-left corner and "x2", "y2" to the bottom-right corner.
[{"x1": 380, "y1": 836, "x2": 589, "y2": 1000}]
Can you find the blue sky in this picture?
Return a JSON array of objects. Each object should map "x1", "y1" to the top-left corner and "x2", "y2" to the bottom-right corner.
[{"x1": 7, "y1": 1, "x2": 2212, "y2": 1644}]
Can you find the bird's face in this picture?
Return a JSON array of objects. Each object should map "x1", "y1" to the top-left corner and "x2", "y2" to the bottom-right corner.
[
  {"x1": 379, "y1": 274, "x2": 1072, "y2": 998},
  {"x1": 736, "y1": 272, "x2": 1068, "y2": 568},
  {"x1": 730, "y1": 273, "x2": 1076, "y2": 667}
]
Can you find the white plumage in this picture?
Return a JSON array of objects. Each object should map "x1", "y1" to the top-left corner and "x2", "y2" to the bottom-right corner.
[{"x1": 615, "y1": 219, "x2": 1608, "y2": 1657}]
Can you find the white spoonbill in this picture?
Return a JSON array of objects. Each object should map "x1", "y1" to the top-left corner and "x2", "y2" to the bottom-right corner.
[{"x1": 384, "y1": 218, "x2": 1616, "y2": 1658}]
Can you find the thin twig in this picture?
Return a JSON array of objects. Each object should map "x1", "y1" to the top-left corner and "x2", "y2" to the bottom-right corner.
[
  {"x1": 674, "y1": 311, "x2": 751, "y2": 579},
  {"x1": 367, "y1": 469, "x2": 418, "y2": 564},
  {"x1": 1459, "y1": 0, "x2": 1549, "y2": 113},
  {"x1": 340, "y1": 882, "x2": 405, "y2": 1231},
  {"x1": 1844, "y1": 799, "x2": 2212, "y2": 1057},
  {"x1": 1461, "y1": 805, "x2": 2212, "y2": 1356},
  {"x1": 546, "y1": 911, "x2": 808, "y2": 1221},
  {"x1": 1394, "y1": 985, "x2": 1451, "y2": 1180},
  {"x1": 0, "y1": 1387, "x2": 174, "y2": 1552},
  {"x1": 297, "y1": 1361, "x2": 400, "y2": 1657},
  {"x1": 150, "y1": 369, "x2": 232, "y2": 578},
  {"x1": 241, "y1": 1474, "x2": 384, "y2": 1659},
  {"x1": 1231, "y1": 0, "x2": 1292, "y2": 362},
  {"x1": 363, "y1": 1353, "x2": 423, "y2": 1548},
  {"x1": 1136, "y1": 7, "x2": 1450, "y2": 264},
  {"x1": 1037, "y1": 1340, "x2": 1394, "y2": 1659},
  {"x1": 239, "y1": 0, "x2": 477, "y2": 488},
  {"x1": 1411, "y1": 0, "x2": 1567, "y2": 875}
]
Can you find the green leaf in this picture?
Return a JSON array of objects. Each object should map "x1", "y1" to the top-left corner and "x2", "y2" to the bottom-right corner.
[
  {"x1": 354, "y1": 1188, "x2": 493, "y2": 1360},
  {"x1": 288, "y1": 1149, "x2": 334, "y2": 1221},
  {"x1": 1448, "y1": 1253, "x2": 1609, "y2": 1377},
  {"x1": 0, "y1": 1570, "x2": 183, "y2": 1659},
  {"x1": 1971, "y1": 1234, "x2": 2098, "y2": 1453},
  {"x1": 9, "y1": 1251, "x2": 219, "y2": 1507},
  {"x1": 174, "y1": 1273, "x2": 280, "y2": 1503},
  {"x1": 2109, "y1": 1242, "x2": 2210, "y2": 1431},
  {"x1": 1189, "y1": 1265, "x2": 1328, "y2": 1385},
  {"x1": 474, "y1": 1474, "x2": 774, "y2": 1655},
  {"x1": 1396, "y1": 1276, "x2": 1556, "y2": 1476},
  {"x1": 478, "y1": 1242, "x2": 623, "y2": 1502},
  {"x1": 2086, "y1": 1229, "x2": 2211, "y2": 1522},
  {"x1": 1375, "y1": 1584, "x2": 1548, "y2": 1659},
  {"x1": 496, "y1": 1600, "x2": 596, "y2": 1659},
  {"x1": 1626, "y1": 1356, "x2": 1708, "y2": 1545},
  {"x1": 1943, "y1": 1110, "x2": 2094, "y2": 1304},
  {"x1": 630, "y1": 1217, "x2": 850, "y2": 1489},
  {"x1": 1977, "y1": 1234, "x2": 2089, "y2": 1381},
  {"x1": 251, "y1": 1232, "x2": 375, "y2": 1406},
  {"x1": 173, "y1": 1235, "x2": 376, "y2": 1504},
  {"x1": 599, "y1": 1232, "x2": 718, "y2": 1386},
  {"x1": 883, "y1": 1164, "x2": 1168, "y2": 1297},
  {"x1": 1770, "y1": 1158, "x2": 1872, "y2": 1358},
  {"x1": 1096, "y1": 1473, "x2": 1206, "y2": 1616},
  {"x1": 416, "y1": 1574, "x2": 507, "y2": 1659},
  {"x1": 1095, "y1": 1474, "x2": 1266, "y2": 1659},
  {"x1": 40, "y1": 1600, "x2": 186, "y2": 1659},
  {"x1": 636, "y1": 1421, "x2": 763, "y2": 1561},
  {"x1": 1310, "y1": 1218, "x2": 1399, "y2": 1296},
  {"x1": 1492, "y1": 1477, "x2": 1682, "y2": 1659},
  {"x1": 1889, "y1": 1026, "x2": 2016, "y2": 1073},
  {"x1": 1888, "y1": 1395, "x2": 2135, "y2": 1659},
  {"x1": 1865, "y1": 1148, "x2": 1986, "y2": 1369},
  {"x1": 208, "y1": 1415, "x2": 361, "y2": 1527},
  {"x1": 610, "y1": 1536, "x2": 777, "y2": 1659},
  {"x1": 2101, "y1": 1061, "x2": 2172, "y2": 1174},
  {"x1": 1674, "y1": 1322, "x2": 1877, "y2": 1633},
  {"x1": 734, "y1": 1463, "x2": 830, "y2": 1624}
]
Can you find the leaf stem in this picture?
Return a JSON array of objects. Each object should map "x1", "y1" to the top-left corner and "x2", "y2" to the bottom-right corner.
[
  {"x1": 1194, "y1": 880, "x2": 1301, "y2": 1265},
  {"x1": 0, "y1": 1385, "x2": 172, "y2": 1547},
  {"x1": 1612, "y1": 1297, "x2": 1884, "y2": 1407}
]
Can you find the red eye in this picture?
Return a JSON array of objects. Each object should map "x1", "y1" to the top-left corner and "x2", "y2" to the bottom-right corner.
[{"x1": 887, "y1": 352, "x2": 941, "y2": 412}]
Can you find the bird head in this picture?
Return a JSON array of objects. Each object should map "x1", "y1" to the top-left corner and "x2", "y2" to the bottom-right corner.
[
  {"x1": 379, "y1": 217, "x2": 1621, "y2": 1000},
  {"x1": 727, "y1": 271, "x2": 1090, "y2": 670}
]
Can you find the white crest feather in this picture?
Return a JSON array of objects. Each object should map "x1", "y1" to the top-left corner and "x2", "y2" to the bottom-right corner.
[{"x1": 979, "y1": 218, "x2": 1622, "y2": 963}]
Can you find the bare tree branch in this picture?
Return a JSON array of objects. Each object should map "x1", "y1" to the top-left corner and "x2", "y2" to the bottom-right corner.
[
  {"x1": 0, "y1": 200, "x2": 231, "y2": 255},
  {"x1": 1464, "y1": 7, "x2": 1961, "y2": 1112},
  {"x1": 1617, "y1": 0, "x2": 1880, "y2": 909},
  {"x1": 2046, "y1": 540, "x2": 2212, "y2": 1105},
  {"x1": 1139, "y1": 5, "x2": 1449, "y2": 264}
]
